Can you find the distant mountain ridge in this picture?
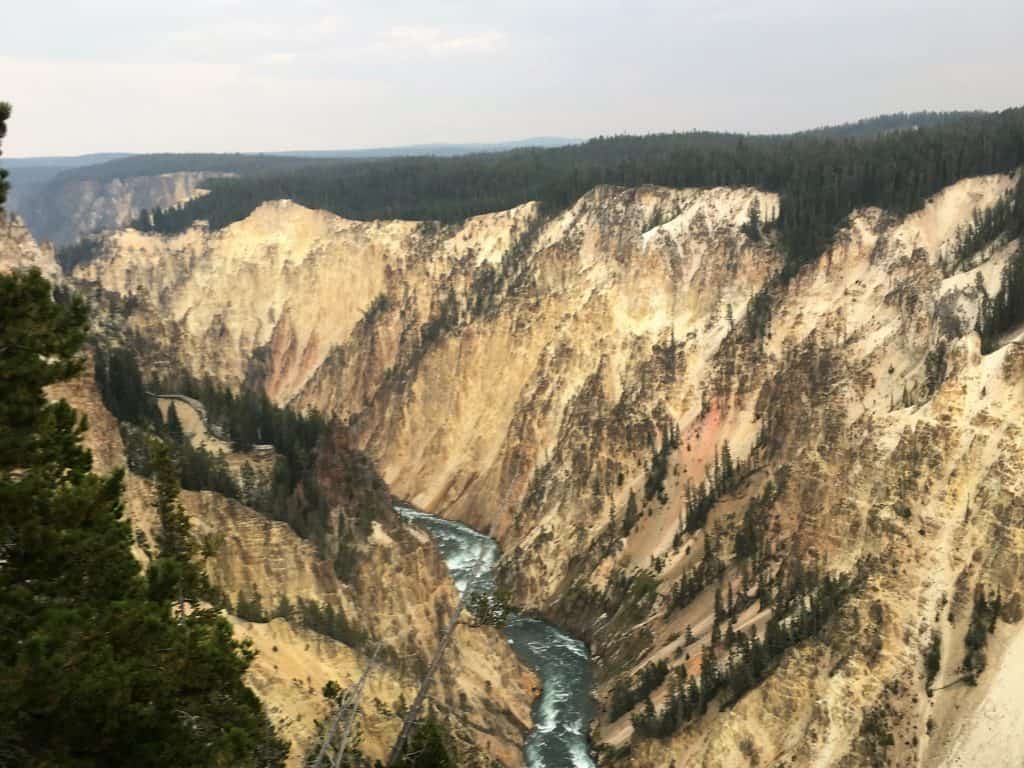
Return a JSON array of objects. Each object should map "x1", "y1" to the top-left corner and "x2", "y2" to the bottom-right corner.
[
  {"x1": 2, "y1": 109, "x2": 1015, "y2": 248},
  {"x1": 270, "y1": 136, "x2": 578, "y2": 158}
]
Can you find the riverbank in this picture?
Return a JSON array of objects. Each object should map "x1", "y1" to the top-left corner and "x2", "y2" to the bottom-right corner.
[{"x1": 396, "y1": 506, "x2": 596, "y2": 768}]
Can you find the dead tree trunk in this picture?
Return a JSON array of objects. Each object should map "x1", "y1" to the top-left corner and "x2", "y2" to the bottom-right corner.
[
  {"x1": 311, "y1": 691, "x2": 349, "y2": 768},
  {"x1": 386, "y1": 504, "x2": 506, "y2": 767},
  {"x1": 313, "y1": 643, "x2": 380, "y2": 768},
  {"x1": 332, "y1": 643, "x2": 381, "y2": 768},
  {"x1": 385, "y1": 586, "x2": 472, "y2": 766}
]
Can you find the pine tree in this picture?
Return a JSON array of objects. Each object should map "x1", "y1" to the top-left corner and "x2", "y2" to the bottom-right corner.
[
  {"x1": 271, "y1": 594, "x2": 294, "y2": 620},
  {"x1": 241, "y1": 459, "x2": 257, "y2": 504},
  {"x1": 166, "y1": 401, "x2": 185, "y2": 443},
  {"x1": 721, "y1": 441, "x2": 734, "y2": 487},
  {"x1": 699, "y1": 647, "x2": 718, "y2": 714},
  {"x1": 401, "y1": 712, "x2": 455, "y2": 768},
  {"x1": 742, "y1": 198, "x2": 763, "y2": 241},
  {"x1": 0, "y1": 102, "x2": 9, "y2": 208},
  {"x1": 623, "y1": 489, "x2": 640, "y2": 536},
  {"x1": 0, "y1": 270, "x2": 287, "y2": 766}
]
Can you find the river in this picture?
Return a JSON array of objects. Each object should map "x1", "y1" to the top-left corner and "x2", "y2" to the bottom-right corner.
[{"x1": 396, "y1": 506, "x2": 596, "y2": 768}]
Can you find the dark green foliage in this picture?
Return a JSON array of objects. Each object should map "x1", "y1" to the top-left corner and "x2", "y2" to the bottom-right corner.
[
  {"x1": 296, "y1": 598, "x2": 365, "y2": 647},
  {"x1": 419, "y1": 289, "x2": 460, "y2": 347},
  {"x1": 0, "y1": 268, "x2": 89, "y2": 471},
  {"x1": 622, "y1": 489, "x2": 640, "y2": 536},
  {"x1": 924, "y1": 630, "x2": 942, "y2": 692},
  {"x1": 799, "y1": 110, "x2": 988, "y2": 139},
  {"x1": 733, "y1": 503, "x2": 761, "y2": 560},
  {"x1": 734, "y1": 479, "x2": 778, "y2": 560},
  {"x1": 157, "y1": 371, "x2": 324, "y2": 512},
  {"x1": 92, "y1": 345, "x2": 325, "y2": 515},
  {"x1": 975, "y1": 176, "x2": 1024, "y2": 352},
  {"x1": 165, "y1": 401, "x2": 184, "y2": 442},
  {"x1": 468, "y1": 588, "x2": 512, "y2": 627},
  {"x1": 57, "y1": 152, "x2": 314, "y2": 186},
  {"x1": 149, "y1": 438, "x2": 196, "y2": 565},
  {"x1": 639, "y1": 563, "x2": 863, "y2": 739},
  {"x1": 93, "y1": 345, "x2": 160, "y2": 425},
  {"x1": 744, "y1": 282, "x2": 775, "y2": 340},
  {"x1": 609, "y1": 660, "x2": 670, "y2": 721},
  {"x1": 93, "y1": 345, "x2": 239, "y2": 498},
  {"x1": 948, "y1": 183, "x2": 1021, "y2": 269},
  {"x1": 740, "y1": 199, "x2": 763, "y2": 241},
  {"x1": 235, "y1": 586, "x2": 269, "y2": 623},
  {"x1": 270, "y1": 594, "x2": 294, "y2": 621},
  {"x1": 963, "y1": 585, "x2": 1002, "y2": 683},
  {"x1": 56, "y1": 235, "x2": 106, "y2": 272},
  {"x1": 0, "y1": 270, "x2": 287, "y2": 767},
  {"x1": 924, "y1": 339, "x2": 949, "y2": 395},
  {"x1": 858, "y1": 705, "x2": 895, "y2": 767},
  {"x1": 112, "y1": 418, "x2": 241, "y2": 500},
  {"x1": 399, "y1": 713, "x2": 456, "y2": 768},
  {"x1": 979, "y1": 242, "x2": 1024, "y2": 352},
  {"x1": 135, "y1": 109, "x2": 1024, "y2": 277},
  {"x1": 0, "y1": 101, "x2": 10, "y2": 208},
  {"x1": 684, "y1": 442, "x2": 744, "y2": 532},
  {"x1": 666, "y1": 534, "x2": 725, "y2": 615},
  {"x1": 644, "y1": 424, "x2": 679, "y2": 504},
  {"x1": 362, "y1": 292, "x2": 392, "y2": 325},
  {"x1": 178, "y1": 440, "x2": 240, "y2": 497}
]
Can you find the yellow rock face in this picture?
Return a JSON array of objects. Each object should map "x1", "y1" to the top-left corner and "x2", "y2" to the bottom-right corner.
[
  {"x1": 0, "y1": 213, "x2": 61, "y2": 280},
  {"x1": 43, "y1": 348, "x2": 536, "y2": 767},
  {"x1": 70, "y1": 173, "x2": 1024, "y2": 766}
]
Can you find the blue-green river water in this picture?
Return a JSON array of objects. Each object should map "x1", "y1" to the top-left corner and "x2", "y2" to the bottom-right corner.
[{"x1": 397, "y1": 507, "x2": 596, "y2": 768}]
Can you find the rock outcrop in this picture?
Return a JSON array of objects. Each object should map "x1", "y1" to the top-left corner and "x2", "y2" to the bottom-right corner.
[{"x1": 0, "y1": 213, "x2": 60, "y2": 279}]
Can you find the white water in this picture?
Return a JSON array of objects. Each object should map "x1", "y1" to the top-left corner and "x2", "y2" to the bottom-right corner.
[{"x1": 396, "y1": 506, "x2": 596, "y2": 768}]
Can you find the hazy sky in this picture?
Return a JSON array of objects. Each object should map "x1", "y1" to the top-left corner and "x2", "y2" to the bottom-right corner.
[{"x1": 3, "y1": 0, "x2": 1023, "y2": 157}]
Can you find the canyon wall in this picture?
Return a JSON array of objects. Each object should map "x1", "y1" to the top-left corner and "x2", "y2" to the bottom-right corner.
[
  {"x1": 17, "y1": 171, "x2": 226, "y2": 246},
  {"x1": 3, "y1": 220, "x2": 536, "y2": 767},
  {"x1": 70, "y1": 175, "x2": 1024, "y2": 766}
]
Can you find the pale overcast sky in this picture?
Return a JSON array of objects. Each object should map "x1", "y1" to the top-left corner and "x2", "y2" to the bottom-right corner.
[{"x1": 2, "y1": 0, "x2": 1023, "y2": 157}]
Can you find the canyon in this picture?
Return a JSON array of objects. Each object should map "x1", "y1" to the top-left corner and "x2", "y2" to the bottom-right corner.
[{"x1": 5, "y1": 166, "x2": 1024, "y2": 766}]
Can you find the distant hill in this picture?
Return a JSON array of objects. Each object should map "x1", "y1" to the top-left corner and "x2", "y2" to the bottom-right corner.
[
  {"x1": 5, "y1": 110, "x2": 1020, "y2": 254},
  {"x1": 798, "y1": 110, "x2": 989, "y2": 139},
  {"x1": 0, "y1": 152, "x2": 131, "y2": 169},
  {"x1": 270, "y1": 137, "x2": 578, "y2": 159}
]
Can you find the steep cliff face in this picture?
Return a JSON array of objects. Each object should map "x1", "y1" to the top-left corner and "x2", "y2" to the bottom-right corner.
[
  {"x1": 43, "y1": 359, "x2": 536, "y2": 767},
  {"x1": 20, "y1": 171, "x2": 226, "y2": 246},
  {"x1": 0, "y1": 213, "x2": 60, "y2": 280},
  {"x1": 71, "y1": 174, "x2": 1024, "y2": 766},
  {"x1": 75, "y1": 198, "x2": 541, "y2": 401}
]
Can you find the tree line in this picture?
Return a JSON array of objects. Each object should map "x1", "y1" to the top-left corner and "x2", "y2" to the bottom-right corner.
[
  {"x1": 975, "y1": 175, "x2": 1024, "y2": 351},
  {"x1": 93, "y1": 345, "x2": 326, "y2": 518},
  {"x1": 0, "y1": 101, "x2": 10, "y2": 207},
  {"x1": 130, "y1": 108, "x2": 1024, "y2": 276}
]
